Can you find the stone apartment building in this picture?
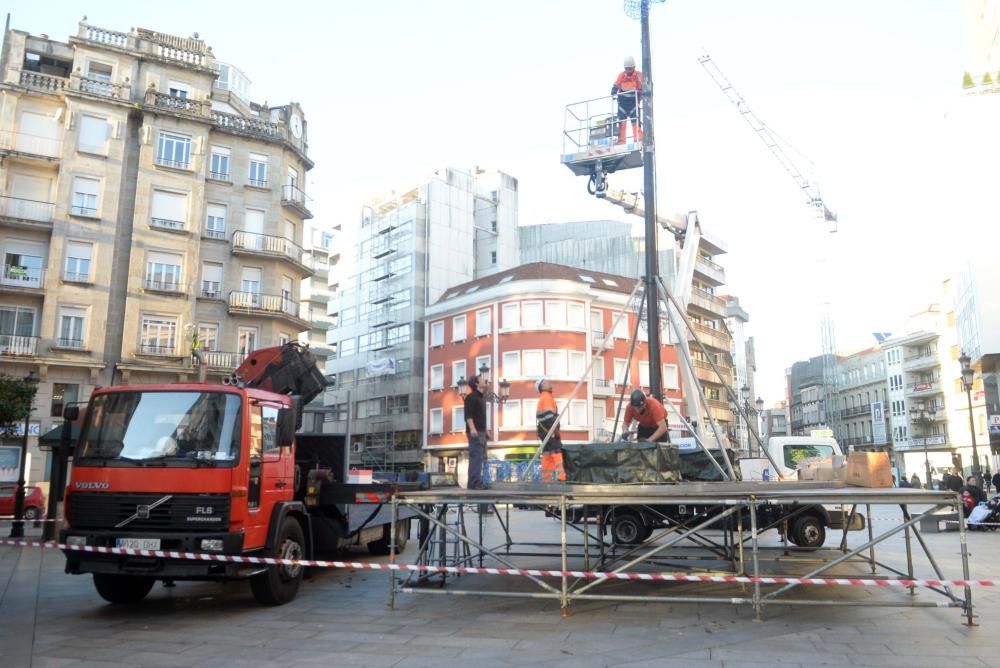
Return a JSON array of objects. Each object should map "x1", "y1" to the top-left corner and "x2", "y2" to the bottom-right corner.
[{"x1": 0, "y1": 19, "x2": 314, "y2": 489}]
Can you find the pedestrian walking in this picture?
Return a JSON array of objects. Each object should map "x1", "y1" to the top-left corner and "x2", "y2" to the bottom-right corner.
[{"x1": 909, "y1": 473, "x2": 921, "y2": 490}]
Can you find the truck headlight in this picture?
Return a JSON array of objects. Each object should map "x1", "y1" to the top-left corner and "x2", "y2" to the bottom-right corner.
[
  {"x1": 200, "y1": 539, "x2": 224, "y2": 552},
  {"x1": 66, "y1": 536, "x2": 87, "y2": 547}
]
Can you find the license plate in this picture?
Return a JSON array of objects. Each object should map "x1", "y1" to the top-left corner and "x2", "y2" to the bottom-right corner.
[{"x1": 116, "y1": 538, "x2": 161, "y2": 550}]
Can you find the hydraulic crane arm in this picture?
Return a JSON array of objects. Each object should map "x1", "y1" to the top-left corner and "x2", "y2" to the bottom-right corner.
[
  {"x1": 697, "y1": 50, "x2": 837, "y2": 232},
  {"x1": 230, "y1": 341, "x2": 327, "y2": 406}
]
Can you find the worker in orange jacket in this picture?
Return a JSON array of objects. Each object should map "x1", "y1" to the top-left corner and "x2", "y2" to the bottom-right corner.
[
  {"x1": 536, "y1": 378, "x2": 566, "y2": 482},
  {"x1": 623, "y1": 389, "x2": 670, "y2": 443},
  {"x1": 612, "y1": 55, "x2": 643, "y2": 144}
]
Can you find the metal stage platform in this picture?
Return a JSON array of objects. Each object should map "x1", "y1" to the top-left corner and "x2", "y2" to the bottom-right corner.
[{"x1": 387, "y1": 483, "x2": 974, "y2": 623}]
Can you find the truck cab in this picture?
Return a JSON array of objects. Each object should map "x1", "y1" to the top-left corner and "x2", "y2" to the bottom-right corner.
[{"x1": 61, "y1": 384, "x2": 308, "y2": 604}]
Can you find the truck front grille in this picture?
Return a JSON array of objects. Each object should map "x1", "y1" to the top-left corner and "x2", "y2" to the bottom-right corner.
[{"x1": 68, "y1": 493, "x2": 231, "y2": 532}]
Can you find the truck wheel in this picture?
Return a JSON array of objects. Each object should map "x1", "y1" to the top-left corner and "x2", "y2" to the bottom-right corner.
[
  {"x1": 368, "y1": 520, "x2": 410, "y2": 556},
  {"x1": 250, "y1": 517, "x2": 305, "y2": 605},
  {"x1": 791, "y1": 515, "x2": 826, "y2": 548},
  {"x1": 610, "y1": 510, "x2": 647, "y2": 546},
  {"x1": 93, "y1": 574, "x2": 155, "y2": 604}
]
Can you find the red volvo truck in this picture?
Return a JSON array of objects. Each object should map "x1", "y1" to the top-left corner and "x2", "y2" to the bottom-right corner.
[{"x1": 61, "y1": 343, "x2": 415, "y2": 605}]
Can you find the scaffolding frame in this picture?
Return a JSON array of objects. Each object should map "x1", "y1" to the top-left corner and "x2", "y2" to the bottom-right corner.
[{"x1": 389, "y1": 484, "x2": 974, "y2": 623}]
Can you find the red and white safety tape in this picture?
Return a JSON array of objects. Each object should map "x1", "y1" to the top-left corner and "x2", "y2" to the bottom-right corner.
[{"x1": 1, "y1": 538, "x2": 996, "y2": 589}]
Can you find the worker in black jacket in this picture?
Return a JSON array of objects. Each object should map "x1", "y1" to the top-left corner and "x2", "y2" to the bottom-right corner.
[{"x1": 463, "y1": 375, "x2": 488, "y2": 489}]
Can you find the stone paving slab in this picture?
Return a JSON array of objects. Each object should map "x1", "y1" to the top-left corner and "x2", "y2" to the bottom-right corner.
[{"x1": 1, "y1": 509, "x2": 999, "y2": 667}]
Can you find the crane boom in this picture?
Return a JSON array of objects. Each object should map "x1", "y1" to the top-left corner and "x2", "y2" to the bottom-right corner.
[{"x1": 697, "y1": 51, "x2": 837, "y2": 231}]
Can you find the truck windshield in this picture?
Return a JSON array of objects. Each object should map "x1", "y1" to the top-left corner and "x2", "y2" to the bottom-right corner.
[
  {"x1": 77, "y1": 391, "x2": 242, "y2": 466},
  {"x1": 783, "y1": 444, "x2": 836, "y2": 470}
]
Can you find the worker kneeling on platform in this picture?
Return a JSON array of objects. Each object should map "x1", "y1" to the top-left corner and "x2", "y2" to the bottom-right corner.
[
  {"x1": 624, "y1": 389, "x2": 670, "y2": 443},
  {"x1": 612, "y1": 56, "x2": 643, "y2": 144},
  {"x1": 536, "y1": 378, "x2": 566, "y2": 482}
]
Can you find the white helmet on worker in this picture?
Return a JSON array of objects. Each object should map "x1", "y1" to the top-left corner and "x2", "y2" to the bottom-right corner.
[
  {"x1": 536, "y1": 378, "x2": 550, "y2": 393},
  {"x1": 624, "y1": 56, "x2": 636, "y2": 70}
]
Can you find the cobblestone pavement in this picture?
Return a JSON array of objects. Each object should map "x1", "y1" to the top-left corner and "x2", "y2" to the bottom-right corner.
[{"x1": 1, "y1": 507, "x2": 998, "y2": 667}]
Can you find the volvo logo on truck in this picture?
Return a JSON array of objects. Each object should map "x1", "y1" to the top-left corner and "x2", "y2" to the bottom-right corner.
[{"x1": 74, "y1": 481, "x2": 109, "y2": 490}]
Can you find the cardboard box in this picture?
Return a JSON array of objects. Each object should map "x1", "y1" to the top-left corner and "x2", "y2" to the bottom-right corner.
[
  {"x1": 796, "y1": 455, "x2": 846, "y2": 482},
  {"x1": 845, "y1": 452, "x2": 892, "y2": 488}
]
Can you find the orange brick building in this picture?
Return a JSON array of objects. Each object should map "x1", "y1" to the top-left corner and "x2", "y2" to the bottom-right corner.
[{"x1": 422, "y1": 263, "x2": 686, "y2": 480}]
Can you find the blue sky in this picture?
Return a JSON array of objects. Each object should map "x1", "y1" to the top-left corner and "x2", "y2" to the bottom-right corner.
[{"x1": 5, "y1": 1, "x2": 984, "y2": 401}]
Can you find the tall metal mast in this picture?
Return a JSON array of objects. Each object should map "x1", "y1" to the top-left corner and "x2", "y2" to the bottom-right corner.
[{"x1": 625, "y1": 0, "x2": 667, "y2": 399}]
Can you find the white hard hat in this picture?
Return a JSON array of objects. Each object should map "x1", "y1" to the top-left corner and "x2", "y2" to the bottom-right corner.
[
  {"x1": 624, "y1": 56, "x2": 636, "y2": 69},
  {"x1": 536, "y1": 378, "x2": 547, "y2": 393}
]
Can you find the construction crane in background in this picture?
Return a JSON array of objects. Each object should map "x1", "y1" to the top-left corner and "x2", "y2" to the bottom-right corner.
[{"x1": 697, "y1": 50, "x2": 838, "y2": 233}]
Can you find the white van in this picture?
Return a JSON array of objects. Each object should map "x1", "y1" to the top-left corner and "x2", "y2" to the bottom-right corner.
[{"x1": 741, "y1": 436, "x2": 844, "y2": 481}]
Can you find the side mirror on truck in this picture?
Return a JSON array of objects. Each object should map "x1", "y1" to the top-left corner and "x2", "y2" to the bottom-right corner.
[
  {"x1": 277, "y1": 407, "x2": 295, "y2": 447},
  {"x1": 63, "y1": 405, "x2": 80, "y2": 421}
]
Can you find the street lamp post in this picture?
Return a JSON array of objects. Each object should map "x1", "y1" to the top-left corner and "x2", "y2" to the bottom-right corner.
[
  {"x1": 737, "y1": 385, "x2": 764, "y2": 457},
  {"x1": 959, "y1": 352, "x2": 982, "y2": 485},
  {"x1": 909, "y1": 403, "x2": 937, "y2": 489},
  {"x1": 755, "y1": 396, "x2": 765, "y2": 456},
  {"x1": 9, "y1": 370, "x2": 39, "y2": 539}
]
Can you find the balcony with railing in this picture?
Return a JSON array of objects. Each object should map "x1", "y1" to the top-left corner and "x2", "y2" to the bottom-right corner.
[
  {"x1": 70, "y1": 203, "x2": 100, "y2": 218},
  {"x1": 231, "y1": 230, "x2": 313, "y2": 275},
  {"x1": 194, "y1": 350, "x2": 246, "y2": 369},
  {"x1": 906, "y1": 379, "x2": 942, "y2": 397},
  {"x1": 689, "y1": 322, "x2": 730, "y2": 352},
  {"x1": 0, "y1": 335, "x2": 40, "y2": 357},
  {"x1": 0, "y1": 195, "x2": 54, "y2": 227},
  {"x1": 150, "y1": 216, "x2": 187, "y2": 232},
  {"x1": 228, "y1": 291, "x2": 311, "y2": 329},
  {"x1": 0, "y1": 131, "x2": 62, "y2": 160},
  {"x1": 0, "y1": 266, "x2": 45, "y2": 291},
  {"x1": 840, "y1": 405, "x2": 871, "y2": 419},
  {"x1": 68, "y1": 73, "x2": 130, "y2": 100},
  {"x1": 137, "y1": 343, "x2": 177, "y2": 357},
  {"x1": 53, "y1": 337, "x2": 86, "y2": 350},
  {"x1": 145, "y1": 90, "x2": 211, "y2": 120},
  {"x1": 689, "y1": 287, "x2": 726, "y2": 316},
  {"x1": 199, "y1": 281, "x2": 223, "y2": 300},
  {"x1": 62, "y1": 270, "x2": 92, "y2": 284},
  {"x1": 898, "y1": 434, "x2": 948, "y2": 451},
  {"x1": 152, "y1": 151, "x2": 193, "y2": 170},
  {"x1": 693, "y1": 358, "x2": 731, "y2": 385},
  {"x1": 142, "y1": 277, "x2": 184, "y2": 295},
  {"x1": 903, "y1": 350, "x2": 938, "y2": 372},
  {"x1": 591, "y1": 329, "x2": 609, "y2": 350},
  {"x1": 77, "y1": 21, "x2": 214, "y2": 71},
  {"x1": 592, "y1": 378, "x2": 614, "y2": 397},
  {"x1": 280, "y1": 184, "x2": 313, "y2": 219},
  {"x1": 19, "y1": 70, "x2": 68, "y2": 94},
  {"x1": 693, "y1": 256, "x2": 726, "y2": 286},
  {"x1": 212, "y1": 110, "x2": 281, "y2": 140}
]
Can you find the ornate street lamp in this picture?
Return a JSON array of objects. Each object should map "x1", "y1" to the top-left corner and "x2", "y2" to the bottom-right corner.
[
  {"x1": 454, "y1": 369, "x2": 511, "y2": 404},
  {"x1": 9, "y1": 370, "x2": 39, "y2": 539},
  {"x1": 909, "y1": 403, "x2": 937, "y2": 488},
  {"x1": 959, "y1": 352, "x2": 982, "y2": 485}
]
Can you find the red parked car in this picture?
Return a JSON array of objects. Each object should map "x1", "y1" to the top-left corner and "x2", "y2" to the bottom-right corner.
[{"x1": 0, "y1": 484, "x2": 46, "y2": 520}]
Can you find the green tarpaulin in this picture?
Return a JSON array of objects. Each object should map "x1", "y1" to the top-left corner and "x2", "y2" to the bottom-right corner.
[{"x1": 562, "y1": 442, "x2": 681, "y2": 484}]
